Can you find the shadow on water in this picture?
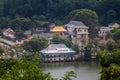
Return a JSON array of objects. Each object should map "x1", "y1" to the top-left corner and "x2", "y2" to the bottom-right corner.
[{"x1": 41, "y1": 61, "x2": 101, "y2": 80}]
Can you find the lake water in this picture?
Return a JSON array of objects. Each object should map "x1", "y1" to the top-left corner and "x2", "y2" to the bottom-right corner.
[{"x1": 42, "y1": 61, "x2": 101, "y2": 80}]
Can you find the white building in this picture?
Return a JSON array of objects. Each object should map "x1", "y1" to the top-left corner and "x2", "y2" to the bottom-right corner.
[
  {"x1": 98, "y1": 23, "x2": 119, "y2": 40},
  {"x1": 3, "y1": 28, "x2": 15, "y2": 39},
  {"x1": 98, "y1": 27, "x2": 112, "y2": 40},
  {"x1": 40, "y1": 44, "x2": 76, "y2": 62}
]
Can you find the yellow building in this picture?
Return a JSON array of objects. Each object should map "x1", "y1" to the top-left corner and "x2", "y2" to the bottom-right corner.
[{"x1": 50, "y1": 26, "x2": 67, "y2": 36}]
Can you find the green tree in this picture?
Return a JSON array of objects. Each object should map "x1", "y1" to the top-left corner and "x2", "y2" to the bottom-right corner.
[
  {"x1": 0, "y1": 53, "x2": 52, "y2": 80},
  {"x1": 98, "y1": 49, "x2": 120, "y2": 80},
  {"x1": 0, "y1": 52, "x2": 77, "y2": 80},
  {"x1": 100, "y1": 64, "x2": 120, "y2": 80},
  {"x1": 0, "y1": 46, "x2": 4, "y2": 56},
  {"x1": 84, "y1": 46, "x2": 92, "y2": 61},
  {"x1": 23, "y1": 38, "x2": 48, "y2": 52},
  {"x1": 52, "y1": 34, "x2": 61, "y2": 44},
  {"x1": 107, "y1": 27, "x2": 120, "y2": 49},
  {"x1": 15, "y1": 29, "x2": 26, "y2": 40},
  {"x1": 71, "y1": 44, "x2": 79, "y2": 53},
  {"x1": 107, "y1": 27, "x2": 120, "y2": 41},
  {"x1": 67, "y1": 9, "x2": 99, "y2": 38},
  {"x1": 106, "y1": 39, "x2": 116, "y2": 51},
  {"x1": 112, "y1": 29, "x2": 120, "y2": 41},
  {"x1": 61, "y1": 71, "x2": 77, "y2": 80},
  {"x1": 0, "y1": 17, "x2": 11, "y2": 29},
  {"x1": 97, "y1": 0, "x2": 120, "y2": 25},
  {"x1": 11, "y1": 17, "x2": 36, "y2": 31},
  {"x1": 52, "y1": 34, "x2": 72, "y2": 48}
]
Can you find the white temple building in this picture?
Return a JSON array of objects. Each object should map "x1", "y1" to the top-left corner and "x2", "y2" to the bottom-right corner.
[{"x1": 40, "y1": 44, "x2": 76, "y2": 62}]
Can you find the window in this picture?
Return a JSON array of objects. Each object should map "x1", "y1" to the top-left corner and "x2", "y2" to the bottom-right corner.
[
  {"x1": 73, "y1": 35, "x2": 76, "y2": 37},
  {"x1": 78, "y1": 29, "x2": 81, "y2": 32}
]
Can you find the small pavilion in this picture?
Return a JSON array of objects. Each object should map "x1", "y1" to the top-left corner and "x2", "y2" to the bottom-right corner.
[
  {"x1": 50, "y1": 26, "x2": 67, "y2": 37},
  {"x1": 40, "y1": 44, "x2": 76, "y2": 62}
]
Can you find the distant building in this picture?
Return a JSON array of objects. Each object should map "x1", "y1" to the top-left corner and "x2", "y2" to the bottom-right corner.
[
  {"x1": 40, "y1": 44, "x2": 76, "y2": 62},
  {"x1": 49, "y1": 23, "x2": 56, "y2": 31},
  {"x1": 32, "y1": 33, "x2": 53, "y2": 44},
  {"x1": 98, "y1": 23, "x2": 119, "y2": 40},
  {"x1": 2, "y1": 28, "x2": 15, "y2": 39},
  {"x1": 98, "y1": 27, "x2": 112, "y2": 40},
  {"x1": 24, "y1": 30, "x2": 32, "y2": 36},
  {"x1": 50, "y1": 26, "x2": 68, "y2": 38},
  {"x1": 65, "y1": 20, "x2": 89, "y2": 48},
  {"x1": 108, "y1": 23, "x2": 119, "y2": 29},
  {"x1": 32, "y1": 33, "x2": 53, "y2": 40},
  {"x1": 35, "y1": 27, "x2": 46, "y2": 33}
]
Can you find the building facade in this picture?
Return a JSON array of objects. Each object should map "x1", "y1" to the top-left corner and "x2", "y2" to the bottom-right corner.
[
  {"x1": 98, "y1": 23, "x2": 119, "y2": 40},
  {"x1": 65, "y1": 20, "x2": 89, "y2": 48},
  {"x1": 40, "y1": 44, "x2": 76, "y2": 62},
  {"x1": 98, "y1": 27, "x2": 112, "y2": 40}
]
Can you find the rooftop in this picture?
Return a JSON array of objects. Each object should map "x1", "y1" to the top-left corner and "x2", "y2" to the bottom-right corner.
[
  {"x1": 40, "y1": 44, "x2": 76, "y2": 54},
  {"x1": 65, "y1": 20, "x2": 88, "y2": 28},
  {"x1": 32, "y1": 33, "x2": 53, "y2": 40},
  {"x1": 3, "y1": 28, "x2": 15, "y2": 35},
  {"x1": 23, "y1": 35, "x2": 32, "y2": 42},
  {"x1": 50, "y1": 26, "x2": 67, "y2": 32}
]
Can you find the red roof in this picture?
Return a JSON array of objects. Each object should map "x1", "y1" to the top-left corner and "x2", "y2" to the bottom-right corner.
[
  {"x1": 3, "y1": 28, "x2": 15, "y2": 35},
  {"x1": 23, "y1": 36, "x2": 32, "y2": 42}
]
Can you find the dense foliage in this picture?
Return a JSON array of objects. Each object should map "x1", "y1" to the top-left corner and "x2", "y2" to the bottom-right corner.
[
  {"x1": 23, "y1": 38, "x2": 48, "y2": 52},
  {"x1": 109, "y1": 27, "x2": 120, "y2": 41},
  {"x1": 0, "y1": 0, "x2": 120, "y2": 25},
  {"x1": 52, "y1": 34, "x2": 72, "y2": 47},
  {"x1": 0, "y1": 0, "x2": 120, "y2": 38},
  {"x1": 98, "y1": 49, "x2": 120, "y2": 80},
  {"x1": 105, "y1": 27, "x2": 120, "y2": 51},
  {"x1": 0, "y1": 46, "x2": 4, "y2": 56},
  {"x1": 0, "y1": 53, "x2": 77, "y2": 80}
]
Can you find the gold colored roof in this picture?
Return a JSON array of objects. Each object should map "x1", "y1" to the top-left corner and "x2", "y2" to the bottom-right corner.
[{"x1": 50, "y1": 26, "x2": 67, "y2": 32}]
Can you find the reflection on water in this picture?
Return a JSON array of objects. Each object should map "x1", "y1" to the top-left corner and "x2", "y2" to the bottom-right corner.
[{"x1": 41, "y1": 61, "x2": 101, "y2": 80}]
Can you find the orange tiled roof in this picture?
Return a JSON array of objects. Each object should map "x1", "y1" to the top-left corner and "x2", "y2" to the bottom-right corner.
[
  {"x1": 50, "y1": 26, "x2": 67, "y2": 32},
  {"x1": 23, "y1": 36, "x2": 32, "y2": 42}
]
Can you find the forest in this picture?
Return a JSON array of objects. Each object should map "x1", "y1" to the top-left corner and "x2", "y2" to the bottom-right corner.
[
  {"x1": 0, "y1": 0, "x2": 120, "y2": 25},
  {"x1": 0, "y1": 0, "x2": 120, "y2": 39}
]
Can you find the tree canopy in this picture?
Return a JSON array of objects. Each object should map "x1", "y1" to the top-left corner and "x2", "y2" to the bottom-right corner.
[
  {"x1": 98, "y1": 49, "x2": 120, "y2": 80},
  {"x1": 0, "y1": 46, "x2": 4, "y2": 56},
  {"x1": 0, "y1": 53, "x2": 77, "y2": 80},
  {"x1": 0, "y1": 0, "x2": 120, "y2": 25},
  {"x1": 67, "y1": 9, "x2": 99, "y2": 38},
  {"x1": 23, "y1": 38, "x2": 48, "y2": 52},
  {"x1": 52, "y1": 34, "x2": 72, "y2": 48}
]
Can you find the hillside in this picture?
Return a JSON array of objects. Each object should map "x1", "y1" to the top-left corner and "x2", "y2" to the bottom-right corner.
[
  {"x1": 0, "y1": 0, "x2": 6, "y2": 16},
  {"x1": 0, "y1": 0, "x2": 120, "y2": 25}
]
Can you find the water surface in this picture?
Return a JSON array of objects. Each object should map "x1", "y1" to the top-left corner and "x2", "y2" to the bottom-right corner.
[{"x1": 42, "y1": 61, "x2": 101, "y2": 80}]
